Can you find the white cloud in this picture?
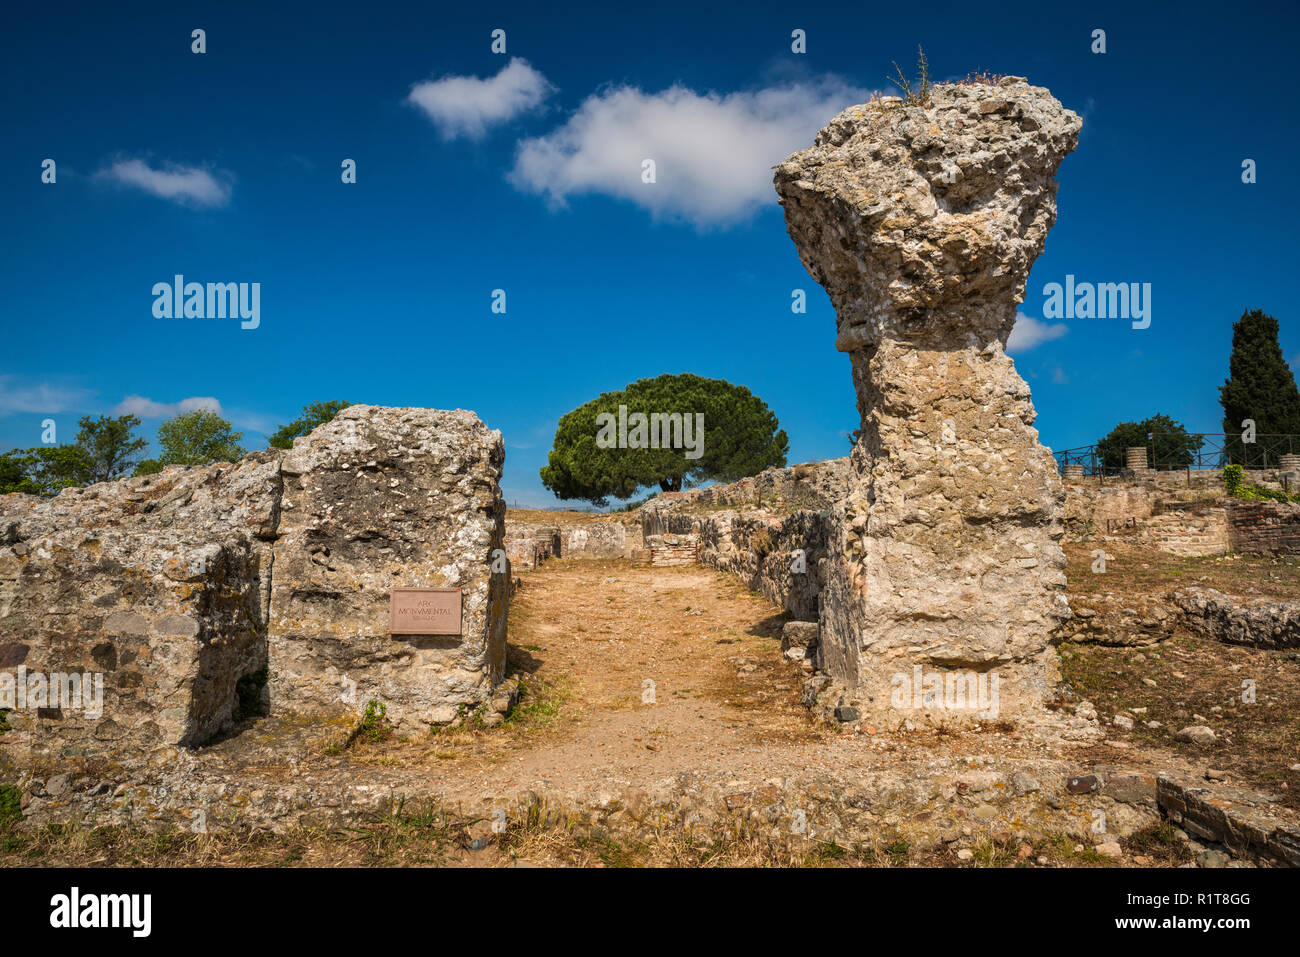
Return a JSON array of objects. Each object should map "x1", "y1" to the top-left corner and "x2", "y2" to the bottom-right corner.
[
  {"x1": 96, "y1": 159, "x2": 232, "y2": 207},
  {"x1": 0, "y1": 376, "x2": 93, "y2": 416},
  {"x1": 1007, "y1": 314, "x2": 1068, "y2": 353},
  {"x1": 113, "y1": 395, "x2": 223, "y2": 419},
  {"x1": 407, "y1": 58, "x2": 554, "y2": 140},
  {"x1": 509, "y1": 76, "x2": 867, "y2": 227}
]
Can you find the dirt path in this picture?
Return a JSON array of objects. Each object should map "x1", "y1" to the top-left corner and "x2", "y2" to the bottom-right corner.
[
  {"x1": 347, "y1": 558, "x2": 1156, "y2": 807},
  {"x1": 350, "y1": 558, "x2": 842, "y2": 798}
]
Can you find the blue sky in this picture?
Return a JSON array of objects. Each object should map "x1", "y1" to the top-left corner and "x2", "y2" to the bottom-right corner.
[{"x1": 2, "y1": 0, "x2": 1296, "y2": 507}]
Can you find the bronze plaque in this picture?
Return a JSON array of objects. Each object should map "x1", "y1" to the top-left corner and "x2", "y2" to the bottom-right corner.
[{"x1": 389, "y1": 587, "x2": 462, "y2": 636}]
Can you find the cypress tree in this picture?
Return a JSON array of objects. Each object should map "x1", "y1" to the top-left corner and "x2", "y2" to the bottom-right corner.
[{"x1": 1220, "y1": 309, "x2": 1300, "y2": 465}]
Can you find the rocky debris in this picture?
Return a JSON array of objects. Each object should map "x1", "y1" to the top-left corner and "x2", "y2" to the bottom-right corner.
[
  {"x1": 1157, "y1": 775, "x2": 1299, "y2": 866},
  {"x1": 1174, "y1": 725, "x2": 1217, "y2": 746},
  {"x1": 781, "y1": 621, "x2": 820, "y2": 662},
  {"x1": 773, "y1": 77, "x2": 1080, "y2": 724},
  {"x1": 1056, "y1": 593, "x2": 1179, "y2": 646},
  {"x1": 269, "y1": 406, "x2": 509, "y2": 735},
  {"x1": 1173, "y1": 587, "x2": 1300, "y2": 649}
]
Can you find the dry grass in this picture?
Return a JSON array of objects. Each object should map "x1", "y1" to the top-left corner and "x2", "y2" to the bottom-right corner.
[{"x1": 1062, "y1": 539, "x2": 1300, "y2": 809}]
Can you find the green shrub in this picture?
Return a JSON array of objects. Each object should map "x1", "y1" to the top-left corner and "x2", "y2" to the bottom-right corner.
[
  {"x1": 1223, "y1": 464, "x2": 1243, "y2": 496},
  {"x1": 359, "y1": 699, "x2": 389, "y2": 742}
]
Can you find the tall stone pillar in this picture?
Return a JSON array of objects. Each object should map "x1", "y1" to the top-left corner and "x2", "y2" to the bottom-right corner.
[{"x1": 774, "y1": 78, "x2": 1080, "y2": 724}]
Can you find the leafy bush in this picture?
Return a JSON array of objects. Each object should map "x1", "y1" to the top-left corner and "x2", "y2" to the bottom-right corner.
[
  {"x1": 1223, "y1": 464, "x2": 1243, "y2": 496},
  {"x1": 1096, "y1": 414, "x2": 1203, "y2": 471}
]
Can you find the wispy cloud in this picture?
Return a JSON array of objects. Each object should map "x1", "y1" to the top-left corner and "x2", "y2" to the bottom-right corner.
[
  {"x1": 95, "y1": 158, "x2": 232, "y2": 207},
  {"x1": 407, "y1": 58, "x2": 554, "y2": 140},
  {"x1": 1007, "y1": 313, "x2": 1068, "y2": 353},
  {"x1": 509, "y1": 75, "x2": 866, "y2": 227},
  {"x1": 0, "y1": 376, "x2": 94, "y2": 416},
  {"x1": 113, "y1": 395, "x2": 223, "y2": 418}
]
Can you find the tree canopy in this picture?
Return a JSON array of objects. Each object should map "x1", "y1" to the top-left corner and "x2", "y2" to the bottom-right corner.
[
  {"x1": 152, "y1": 409, "x2": 246, "y2": 467},
  {"x1": 1095, "y1": 413, "x2": 1203, "y2": 471},
  {"x1": 76, "y1": 414, "x2": 148, "y2": 482},
  {"x1": 539, "y1": 373, "x2": 788, "y2": 506},
  {"x1": 1, "y1": 414, "x2": 144, "y2": 495},
  {"x1": 269, "y1": 400, "x2": 352, "y2": 449},
  {"x1": 1219, "y1": 309, "x2": 1300, "y2": 465}
]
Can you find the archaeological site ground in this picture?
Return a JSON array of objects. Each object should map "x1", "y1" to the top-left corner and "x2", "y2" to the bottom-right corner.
[{"x1": 2, "y1": 0, "x2": 1296, "y2": 941}]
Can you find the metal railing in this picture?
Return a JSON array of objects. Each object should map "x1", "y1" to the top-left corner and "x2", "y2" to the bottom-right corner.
[{"x1": 1053, "y1": 433, "x2": 1300, "y2": 478}]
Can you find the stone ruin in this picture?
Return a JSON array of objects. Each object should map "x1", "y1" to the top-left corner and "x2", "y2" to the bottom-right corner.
[
  {"x1": 771, "y1": 78, "x2": 1082, "y2": 724},
  {"x1": 0, "y1": 405, "x2": 510, "y2": 766}
]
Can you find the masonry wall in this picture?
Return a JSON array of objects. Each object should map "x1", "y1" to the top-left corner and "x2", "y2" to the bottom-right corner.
[
  {"x1": 1226, "y1": 500, "x2": 1300, "y2": 555},
  {"x1": 268, "y1": 407, "x2": 509, "y2": 733},
  {"x1": 0, "y1": 405, "x2": 511, "y2": 760},
  {"x1": 0, "y1": 454, "x2": 281, "y2": 762},
  {"x1": 653, "y1": 509, "x2": 832, "y2": 622},
  {"x1": 504, "y1": 515, "x2": 641, "y2": 570}
]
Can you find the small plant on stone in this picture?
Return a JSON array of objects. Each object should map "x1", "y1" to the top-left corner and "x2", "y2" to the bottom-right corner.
[
  {"x1": 1223, "y1": 464, "x2": 1243, "y2": 496},
  {"x1": 359, "y1": 699, "x2": 389, "y2": 742},
  {"x1": 889, "y1": 45, "x2": 932, "y2": 106}
]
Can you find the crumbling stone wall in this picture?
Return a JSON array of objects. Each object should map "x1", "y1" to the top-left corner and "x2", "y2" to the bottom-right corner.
[
  {"x1": 269, "y1": 407, "x2": 508, "y2": 733},
  {"x1": 644, "y1": 533, "x2": 698, "y2": 567},
  {"x1": 773, "y1": 79, "x2": 1081, "y2": 724},
  {"x1": 0, "y1": 405, "x2": 510, "y2": 758},
  {"x1": 647, "y1": 459, "x2": 848, "y2": 513},
  {"x1": 0, "y1": 454, "x2": 281, "y2": 761},
  {"x1": 648, "y1": 505, "x2": 832, "y2": 623},
  {"x1": 504, "y1": 516, "x2": 640, "y2": 569},
  {"x1": 1174, "y1": 588, "x2": 1300, "y2": 649}
]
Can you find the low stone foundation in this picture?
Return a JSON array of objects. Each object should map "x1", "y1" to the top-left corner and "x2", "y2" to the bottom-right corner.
[
  {"x1": 645, "y1": 533, "x2": 698, "y2": 567},
  {"x1": 1173, "y1": 588, "x2": 1300, "y2": 649}
]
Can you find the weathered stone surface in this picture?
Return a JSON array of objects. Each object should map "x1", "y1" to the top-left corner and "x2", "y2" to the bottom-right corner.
[
  {"x1": 0, "y1": 454, "x2": 281, "y2": 759},
  {"x1": 1057, "y1": 593, "x2": 1178, "y2": 647},
  {"x1": 503, "y1": 516, "x2": 640, "y2": 570},
  {"x1": 1157, "y1": 775, "x2": 1299, "y2": 866},
  {"x1": 782, "y1": 621, "x2": 820, "y2": 653},
  {"x1": 1, "y1": 404, "x2": 513, "y2": 761},
  {"x1": 773, "y1": 77, "x2": 1080, "y2": 723},
  {"x1": 1174, "y1": 587, "x2": 1300, "y2": 649},
  {"x1": 269, "y1": 406, "x2": 508, "y2": 734}
]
